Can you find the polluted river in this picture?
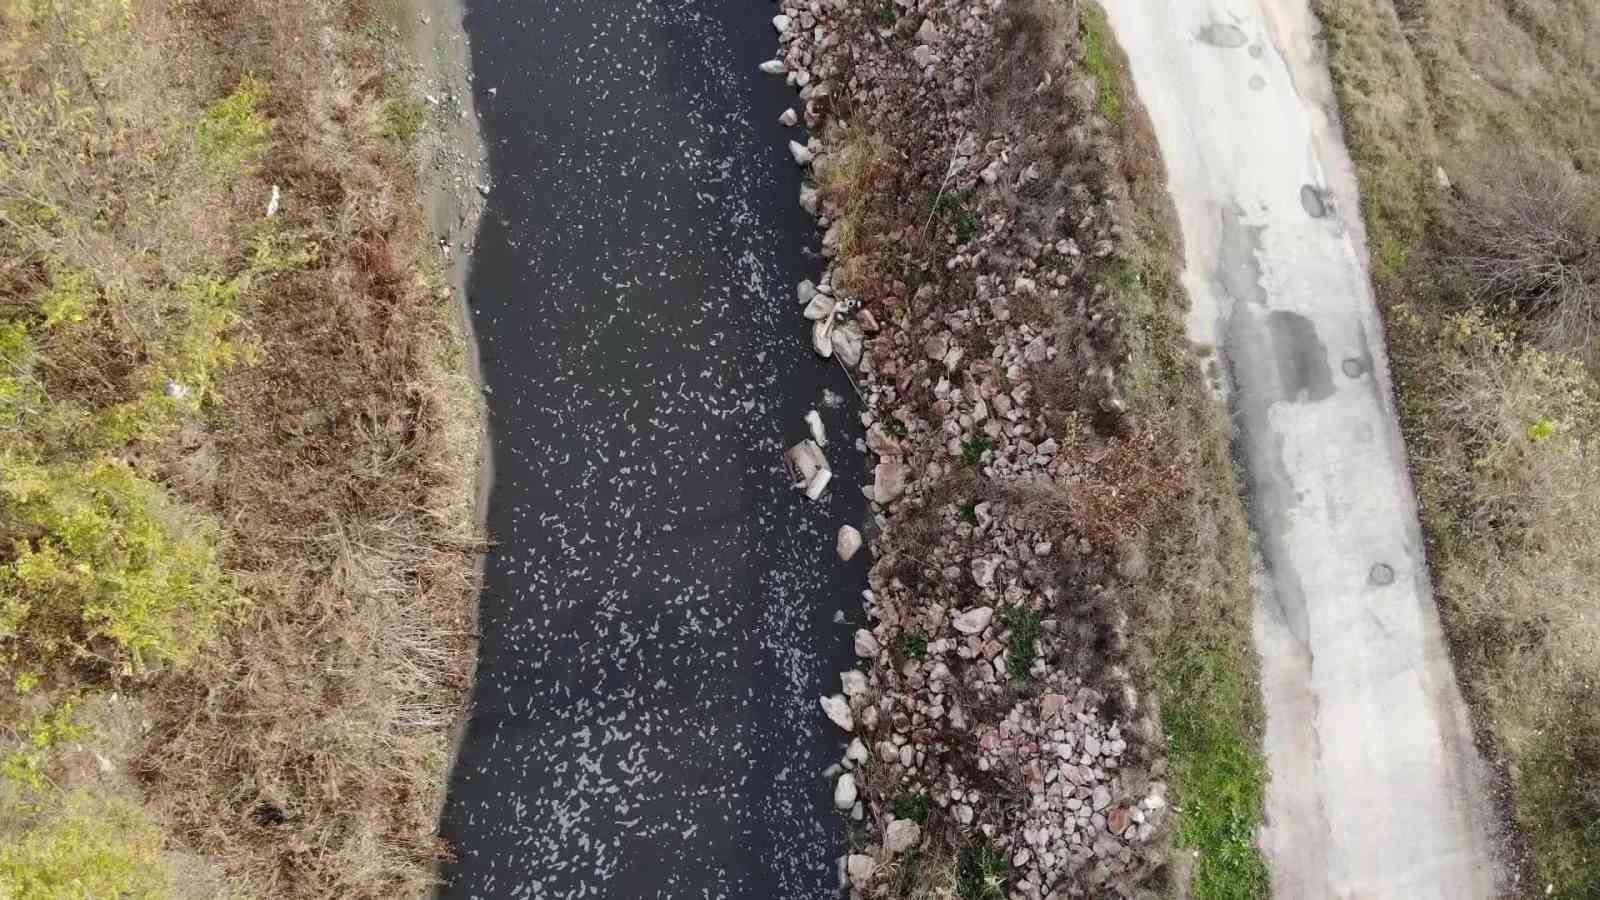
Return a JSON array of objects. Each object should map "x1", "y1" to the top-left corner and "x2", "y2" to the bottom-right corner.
[{"x1": 437, "y1": 0, "x2": 867, "y2": 896}]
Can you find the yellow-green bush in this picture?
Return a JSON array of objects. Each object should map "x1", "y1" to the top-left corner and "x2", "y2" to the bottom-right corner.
[
  {"x1": 1, "y1": 701, "x2": 84, "y2": 793},
  {"x1": 196, "y1": 76, "x2": 271, "y2": 176},
  {"x1": 0, "y1": 456, "x2": 234, "y2": 674},
  {"x1": 0, "y1": 792, "x2": 169, "y2": 900}
]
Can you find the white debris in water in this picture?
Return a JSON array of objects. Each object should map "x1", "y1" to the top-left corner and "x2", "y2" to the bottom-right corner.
[{"x1": 805, "y1": 409, "x2": 826, "y2": 446}]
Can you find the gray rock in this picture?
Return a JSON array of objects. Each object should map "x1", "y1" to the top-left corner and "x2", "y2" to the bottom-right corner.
[
  {"x1": 831, "y1": 320, "x2": 863, "y2": 367},
  {"x1": 846, "y1": 853, "x2": 876, "y2": 886},
  {"x1": 854, "y1": 628, "x2": 880, "y2": 658},
  {"x1": 820, "y1": 694, "x2": 854, "y2": 731},
  {"x1": 789, "y1": 140, "x2": 814, "y2": 165},
  {"x1": 804, "y1": 294, "x2": 836, "y2": 321},
  {"x1": 841, "y1": 669, "x2": 867, "y2": 697},
  {"x1": 834, "y1": 772, "x2": 858, "y2": 809},
  {"x1": 1092, "y1": 785, "x2": 1111, "y2": 811},
  {"x1": 953, "y1": 606, "x2": 994, "y2": 635},
  {"x1": 759, "y1": 59, "x2": 787, "y2": 74},
  {"x1": 971, "y1": 557, "x2": 998, "y2": 587},
  {"x1": 812, "y1": 317, "x2": 834, "y2": 358},
  {"x1": 797, "y1": 279, "x2": 817, "y2": 304},
  {"x1": 779, "y1": 107, "x2": 799, "y2": 127},
  {"x1": 916, "y1": 18, "x2": 939, "y2": 43},
  {"x1": 885, "y1": 818, "x2": 922, "y2": 854},
  {"x1": 872, "y1": 459, "x2": 909, "y2": 504},
  {"x1": 838, "y1": 525, "x2": 863, "y2": 561}
]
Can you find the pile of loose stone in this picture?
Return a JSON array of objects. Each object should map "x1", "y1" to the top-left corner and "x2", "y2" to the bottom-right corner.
[{"x1": 763, "y1": 0, "x2": 1174, "y2": 896}]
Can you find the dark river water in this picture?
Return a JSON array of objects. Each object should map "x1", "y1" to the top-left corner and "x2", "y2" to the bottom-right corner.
[{"x1": 438, "y1": 0, "x2": 867, "y2": 896}]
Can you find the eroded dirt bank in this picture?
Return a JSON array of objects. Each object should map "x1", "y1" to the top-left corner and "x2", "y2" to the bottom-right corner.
[{"x1": 1097, "y1": 0, "x2": 1503, "y2": 896}]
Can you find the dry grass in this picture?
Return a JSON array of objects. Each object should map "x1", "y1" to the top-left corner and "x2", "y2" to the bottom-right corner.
[
  {"x1": 1, "y1": 0, "x2": 480, "y2": 896},
  {"x1": 1314, "y1": 0, "x2": 1600, "y2": 894},
  {"x1": 816, "y1": 126, "x2": 898, "y2": 295},
  {"x1": 1444, "y1": 163, "x2": 1600, "y2": 361}
]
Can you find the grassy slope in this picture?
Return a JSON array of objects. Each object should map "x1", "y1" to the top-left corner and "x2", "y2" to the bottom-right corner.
[
  {"x1": 1081, "y1": 7, "x2": 1269, "y2": 897},
  {"x1": 1313, "y1": 0, "x2": 1600, "y2": 895},
  {"x1": 0, "y1": 1, "x2": 480, "y2": 897}
]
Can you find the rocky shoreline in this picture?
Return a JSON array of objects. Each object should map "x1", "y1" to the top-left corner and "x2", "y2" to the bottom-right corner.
[{"x1": 762, "y1": 0, "x2": 1186, "y2": 896}]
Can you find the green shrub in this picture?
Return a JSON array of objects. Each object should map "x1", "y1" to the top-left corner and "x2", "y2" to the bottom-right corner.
[
  {"x1": 0, "y1": 323, "x2": 42, "y2": 432},
  {"x1": 934, "y1": 189, "x2": 980, "y2": 244},
  {"x1": 0, "y1": 455, "x2": 235, "y2": 673},
  {"x1": 1, "y1": 702, "x2": 85, "y2": 793},
  {"x1": 1001, "y1": 606, "x2": 1042, "y2": 682},
  {"x1": 890, "y1": 791, "x2": 930, "y2": 823},
  {"x1": 196, "y1": 77, "x2": 270, "y2": 176},
  {"x1": 956, "y1": 842, "x2": 1008, "y2": 900},
  {"x1": 0, "y1": 792, "x2": 169, "y2": 900},
  {"x1": 894, "y1": 631, "x2": 929, "y2": 661},
  {"x1": 382, "y1": 97, "x2": 426, "y2": 145},
  {"x1": 960, "y1": 435, "x2": 993, "y2": 467}
]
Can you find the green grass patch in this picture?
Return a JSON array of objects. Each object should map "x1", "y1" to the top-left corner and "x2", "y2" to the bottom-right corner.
[
  {"x1": 934, "y1": 188, "x2": 980, "y2": 244},
  {"x1": 1, "y1": 702, "x2": 84, "y2": 792},
  {"x1": 0, "y1": 792, "x2": 169, "y2": 899},
  {"x1": 894, "y1": 631, "x2": 929, "y2": 661},
  {"x1": 955, "y1": 842, "x2": 1009, "y2": 900},
  {"x1": 382, "y1": 96, "x2": 426, "y2": 145},
  {"x1": 1161, "y1": 645, "x2": 1269, "y2": 898},
  {"x1": 0, "y1": 455, "x2": 238, "y2": 673},
  {"x1": 1078, "y1": 3, "x2": 1122, "y2": 125},
  {"x1": 958, "y1": 500, "x2": 978, "y2": 525},
  {"x1": 1103, "y1": 246, "x2": 1189, "y2": 411},
  {"x1": 196, "y1": 76, "x2": 271, "y2": 176},
  {"x1": 959, "y1": 434, "x2": 993, "y2": 467},
  {"x1": 1001, "y1": 606, "x2": 1042, "y2": 683},
  {"x1": 890, "y1": 791, "x2": 930, "y2": 824}
]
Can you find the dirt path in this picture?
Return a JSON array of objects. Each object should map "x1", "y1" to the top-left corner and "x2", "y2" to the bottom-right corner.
[{"x1": 1097, "y1": 1, "x2": 1502, "y2": 896}]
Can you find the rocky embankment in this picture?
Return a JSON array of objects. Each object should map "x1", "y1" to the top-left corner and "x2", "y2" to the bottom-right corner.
[{"x1": 763, "y1": 0, "x2": 1184, "y2": 896}]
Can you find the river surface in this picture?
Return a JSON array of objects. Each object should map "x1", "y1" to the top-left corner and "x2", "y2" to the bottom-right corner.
[{"x1": 438, "y1": 0, "x2": 868, "y2": 897}]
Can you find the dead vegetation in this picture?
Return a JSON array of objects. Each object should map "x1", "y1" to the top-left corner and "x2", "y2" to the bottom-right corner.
[
  {"x1": 1, "y1": 0, "x2": 480, "y2": 896},
  {"x1": 1445, "y1": 164, "x2": 1600, "y2": 362},
  {"x1": 1314, "y1": 0, "x2": 1600, "y2": 893}
]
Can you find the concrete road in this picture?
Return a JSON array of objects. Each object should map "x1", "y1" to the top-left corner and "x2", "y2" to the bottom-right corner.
[{"x1": 1097, "y1": 1, "x2": 1502, "y2": 896}]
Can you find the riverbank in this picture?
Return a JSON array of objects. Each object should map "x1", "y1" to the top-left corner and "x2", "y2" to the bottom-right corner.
[
  {"x1": 0, "y1": 1, "x2": 483, "y2": 896},
  {"x1": 768, "y1": 0, "x2": 1267, "y2": 895}
]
